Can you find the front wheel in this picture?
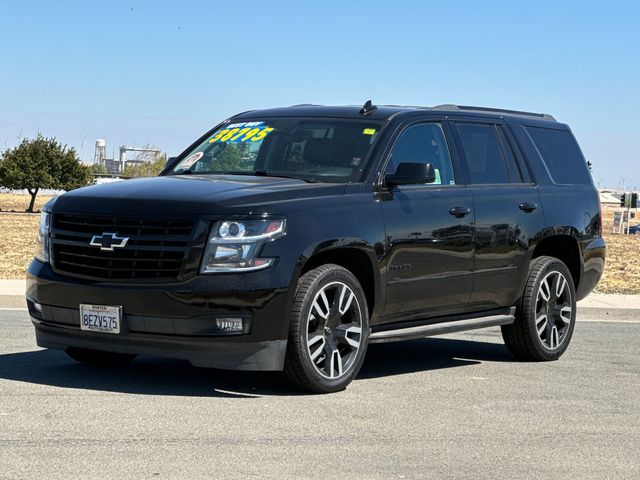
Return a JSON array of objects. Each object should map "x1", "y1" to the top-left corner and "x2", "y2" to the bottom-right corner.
[
  {"x1": 284, "y1": 264, "x2": 369, "y2": 393},
  {"x1": 502, "y1": 256, "x2": 576, "y2": 361}
]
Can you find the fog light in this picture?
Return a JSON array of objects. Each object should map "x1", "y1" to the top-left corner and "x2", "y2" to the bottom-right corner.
[
  {"x1": 216, "y1": 317, "x2": 245, "y2": 333},
  {"x1": 33, "y1": 302, "x2": 43, "y2": 314}
]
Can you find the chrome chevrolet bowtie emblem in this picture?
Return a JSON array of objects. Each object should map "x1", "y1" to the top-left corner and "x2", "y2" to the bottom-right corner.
[{"x1": 89, "y1": 232, "x2": 129, "y2": 251}]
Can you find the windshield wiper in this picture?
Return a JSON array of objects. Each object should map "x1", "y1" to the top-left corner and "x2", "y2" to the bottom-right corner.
[{"x1": 253, "y1": 170, "x2": 317, "y2": 183}]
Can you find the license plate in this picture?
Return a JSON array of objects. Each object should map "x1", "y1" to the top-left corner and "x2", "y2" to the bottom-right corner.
[{"x1": 80, "y1": 304, "x2": 122, "y2": 334}]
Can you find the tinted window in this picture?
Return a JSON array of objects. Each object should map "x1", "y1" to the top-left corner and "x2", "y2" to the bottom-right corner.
[
  {"x1": 457, "y1": 123, "x2": 511, "y2": 184},
  {"x1": 387, "y1": 123, "x2": 455, "y2": 185},
  {"x1": 526, "y1": 127, "x2": 591, "y2": 185},
  {"x1": 170, "y1": 118, "x2": 382, "y2": 183}
]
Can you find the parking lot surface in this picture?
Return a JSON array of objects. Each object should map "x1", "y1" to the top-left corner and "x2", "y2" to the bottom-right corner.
[{"x1": 1, "y1": 308, "x2": 638, "y2": 480}]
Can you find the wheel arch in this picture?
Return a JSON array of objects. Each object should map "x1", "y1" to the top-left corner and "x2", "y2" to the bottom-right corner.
[
  {"x1": 531, "y1": 235, "x2": 582, "y2": 291},
  {"x1": 300, "y1": 246, "x2": 380, "y2": 320}
]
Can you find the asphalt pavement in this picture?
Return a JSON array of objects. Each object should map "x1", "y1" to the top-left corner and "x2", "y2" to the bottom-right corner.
[{"x1": 0, "y1": 305, "x2": 638, "y2": 480}]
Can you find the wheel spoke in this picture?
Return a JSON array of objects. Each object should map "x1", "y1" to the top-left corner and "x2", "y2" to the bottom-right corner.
[
  {"x1": 539, "y1": 278, "x2": 551, "y2": 302},
  {"x1": 550, "y1": 325, "x2": 559, "y2": 349},
  {"x1": 324, "y1": 344, "x2": 343, "y2": 378},
  {"x1": 559, "y1": 306, "x2": 572, "y2": 325},
  {"x1": 332, "y1": 349, "x2": 343, "y2": 378},
  {"x1": 556, "y1": 275, "x2": 567, "y2": 299},
  {"x1": 545, "y1": 319, "x2": 554, "y2": 347},
  {"x1": 308, "y1": 334, "x2": 325, "y2": 363},
  {"x1": 338, "y1": 286, "x2": 355, "y2": 315},
  {"x1": 312, "y1": 290, "x2": 331, "y2": 319},
  {"x1": 329, "y1": 285, "x2": 342, "y2": 317},
  {"x1": 335, "y1": 323, "x2": 362, "y2": 349},
  {"x1": 536, "y1": 315, "x2": 548, "y2": 336}
]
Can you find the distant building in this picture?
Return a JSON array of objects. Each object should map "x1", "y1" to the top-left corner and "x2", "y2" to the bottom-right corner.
[
  {"x1": 599, "y1": 190, "x2": 622, "y2": 205},
  {"x1": 104, "y1": 158, "x2": 122, "y2": 175}
]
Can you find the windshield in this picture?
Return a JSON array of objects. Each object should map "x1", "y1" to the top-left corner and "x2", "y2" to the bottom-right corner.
[{"x1": 169, "y1": 117, "x2": 383, "y2": 183}]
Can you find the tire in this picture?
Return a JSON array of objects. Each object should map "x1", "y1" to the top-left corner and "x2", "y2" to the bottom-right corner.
[
  {"x1": 501, "y1": 256, "x2": 576, "y2": 361},
  {"x1": 66, "y1": 347, "x2": 137, "y2": 366},
  {"x1": 284, "y1": 264, "x2": 369, "y2": 393}
]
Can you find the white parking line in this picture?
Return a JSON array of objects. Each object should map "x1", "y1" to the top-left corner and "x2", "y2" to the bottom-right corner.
[{"x1": 578, "y1": 318, "x2": 640, "y2": 323}]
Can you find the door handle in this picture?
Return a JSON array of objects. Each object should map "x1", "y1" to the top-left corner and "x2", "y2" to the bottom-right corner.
[
  {"x1": 519, "y1": 202, "x2": 538, "y2": 212},
  {"x1": 449, "y1": 207, "x2": 471, "y2": 218}
]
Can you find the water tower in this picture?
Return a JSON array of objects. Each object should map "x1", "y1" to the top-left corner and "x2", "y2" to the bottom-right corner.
[{"x1": 93, "y1": 139, "x2": 106, "y2": 166}]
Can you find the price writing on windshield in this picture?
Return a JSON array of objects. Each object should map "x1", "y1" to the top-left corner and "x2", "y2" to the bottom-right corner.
[{"x1": 209, "y1": 122, "x2": 275, "y2": 144}]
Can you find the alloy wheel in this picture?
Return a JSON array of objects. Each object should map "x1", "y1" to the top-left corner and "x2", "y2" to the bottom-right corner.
[
  {"x1": 305, "y1": 281, "x2": 363, "y2": 379},
  {"x1": 535, "y1": 271, "x2": 573, "y2": 350}
]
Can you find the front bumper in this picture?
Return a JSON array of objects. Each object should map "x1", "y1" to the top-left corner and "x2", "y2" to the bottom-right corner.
[{"x1": 27, "y1": 260, "x2": 294, "y2": 370}]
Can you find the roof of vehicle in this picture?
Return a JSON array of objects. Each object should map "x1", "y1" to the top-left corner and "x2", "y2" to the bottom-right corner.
[{"x1": 232, "y1": 102, "x2": 561, "y2": 125}]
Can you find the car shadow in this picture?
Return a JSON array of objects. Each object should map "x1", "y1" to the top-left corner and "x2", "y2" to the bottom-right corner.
[
  {"x1": 358, "y1": 337, "x2": 513, "y2": 379},
  {"x1": 0, "y1": 337, "x2": 513, "y2": 397}
]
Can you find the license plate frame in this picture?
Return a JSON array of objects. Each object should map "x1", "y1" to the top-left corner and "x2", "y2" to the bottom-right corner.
[{"x1": 79, "y1": 304, "x2": 122, "y2": 334}]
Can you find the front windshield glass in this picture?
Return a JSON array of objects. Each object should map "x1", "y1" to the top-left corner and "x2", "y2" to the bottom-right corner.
[{"x1": 169, "y1": 118, "x2": 383, "y2": 183}]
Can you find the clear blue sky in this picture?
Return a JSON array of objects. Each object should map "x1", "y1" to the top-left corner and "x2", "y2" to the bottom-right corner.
[{"x1": 1, "y1": 0, "x2": 638, "y2": 189}]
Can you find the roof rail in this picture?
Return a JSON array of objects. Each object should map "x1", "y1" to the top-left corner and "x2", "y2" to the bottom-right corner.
[{"x1": 432, "y1": 104, "x2": 556, "y2": 121}]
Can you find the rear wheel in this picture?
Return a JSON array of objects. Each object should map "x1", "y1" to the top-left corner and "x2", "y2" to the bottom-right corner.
[
  {"x1": 284, "y1": 264, "x2": 369, "y2": 393},
  {"x1": 502, "y1": 256, "x2": 576, "y2": 361},
  {"x1": 66, "y1": 347, "x2": 136, "y2": 366}
]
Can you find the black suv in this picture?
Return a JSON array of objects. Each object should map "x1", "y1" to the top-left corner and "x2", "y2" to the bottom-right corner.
[{"x1": 27, "y1": 102, "x2": 605, "y2": 393}]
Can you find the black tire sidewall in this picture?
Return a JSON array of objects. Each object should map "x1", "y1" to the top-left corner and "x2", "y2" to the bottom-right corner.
[
  {"x1": 290, "y1": 265, "x2": 369, "y2": 392},
  {"x1": 522, "y1": 258, "x2": 577, "y2": 360}
]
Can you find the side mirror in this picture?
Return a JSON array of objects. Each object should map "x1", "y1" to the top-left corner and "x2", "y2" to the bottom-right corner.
[
  {"x1": 385, "y1": 162, "x2": 436, "y2": 187},
  {"x1": 166, "y1": 156, "x2": 177, "y2": 166}
]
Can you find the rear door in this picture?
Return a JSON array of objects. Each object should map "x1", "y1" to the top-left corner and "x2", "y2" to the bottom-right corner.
[
  {"x1": 380, "y1": 120, "x2": 474, "y2": 321},
  {"x1": 451, "y1": 120, "x2": 546, "y2": 309}
]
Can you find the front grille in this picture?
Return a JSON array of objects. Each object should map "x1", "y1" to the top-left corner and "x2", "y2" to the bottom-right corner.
[{"x1": 51, "y1": 213, "x2": 202, "y2": 281}]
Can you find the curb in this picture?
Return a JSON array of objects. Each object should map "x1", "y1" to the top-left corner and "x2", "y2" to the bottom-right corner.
[
  {"x1": 576, "y1": 306, "x2": 640, "y2": 322},
  {"x1": 0, "y1": 295, "x2": 26, "y2": 308},
  {"x1": 0, "y1": 280, "x2": 27, "y2": 296}
]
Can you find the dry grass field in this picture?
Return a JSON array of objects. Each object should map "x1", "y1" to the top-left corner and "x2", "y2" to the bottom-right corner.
[
  {"x1": 0, "y1": 213, "x2": 40, "y2": 279},
  {"x1": 598, "y1": 205, "x2": 640, "y2": 294},
  {"x1": 0, "y1": 194, "x2": 55, "y2": 280},
  {"x1": 0, "y1": 194, "x2": 638, "y2": 294},
  {"x1": 0, "y1": 192, "x2": 54, "y2": 213}
]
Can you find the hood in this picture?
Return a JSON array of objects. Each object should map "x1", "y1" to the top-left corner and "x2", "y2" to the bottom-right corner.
[{"x1": 50, "y1": 175, "x2": 347, "y2": 216}]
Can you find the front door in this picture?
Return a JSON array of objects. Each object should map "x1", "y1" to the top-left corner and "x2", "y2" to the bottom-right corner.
[{"x1": 380, "y1": 121, "x2": 474, "y2": 322}]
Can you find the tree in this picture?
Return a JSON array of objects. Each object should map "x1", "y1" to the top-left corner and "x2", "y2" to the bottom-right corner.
[
  {"x1": 0, "y1": 134, "x2": 92, "y2": 212},
  {"x1": 214, "y1": 143, "x2": 250, "y2": 172},
  {"x1": 91, "y1": 163, "x2": 109, "y2": 175},
  {"x1": 122, "y1": 154, "x2": 167, "y2": 178}
]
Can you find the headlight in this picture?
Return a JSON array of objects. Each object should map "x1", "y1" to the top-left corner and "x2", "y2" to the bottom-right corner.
[
  {"x1": 200, "y1": 219, "x2": 286, "y2": 273},
  {"x1": 35, "y1": 211, "x2": 51, "y2": 263}
]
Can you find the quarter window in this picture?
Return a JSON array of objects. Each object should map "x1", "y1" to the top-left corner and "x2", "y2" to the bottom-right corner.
[
  {"x1": 525, "y1": 127, "x2": 591, "y2": 185},
  {"x1": 387, "y1": 123, "x2": 456, "y2": 185}
]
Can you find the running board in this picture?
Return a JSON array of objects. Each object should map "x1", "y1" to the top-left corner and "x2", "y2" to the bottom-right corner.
[{"x1": 369, "y1": 307, "x2": 516, "y2": 344}]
